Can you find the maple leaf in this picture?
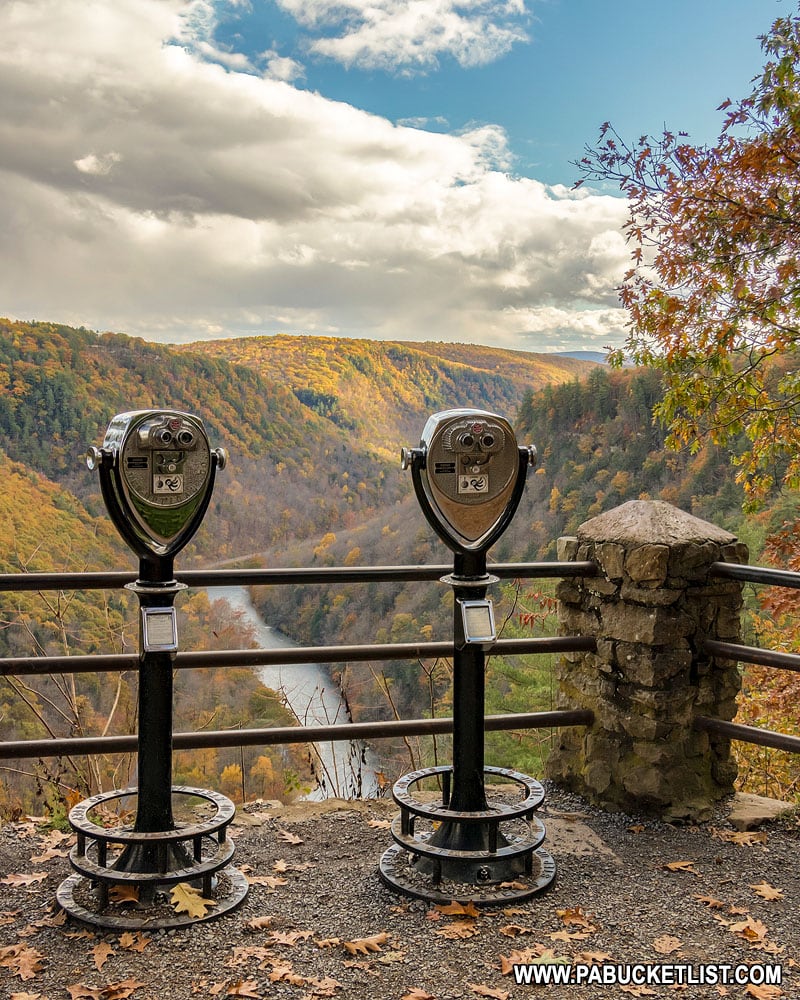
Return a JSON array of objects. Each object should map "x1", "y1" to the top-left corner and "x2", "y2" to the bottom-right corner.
[
  {"x1": 435, "y1": 900, "x2": 479, "y2": 918},
  {"x1": 342, "y1": 932, "x2": 389, "y2": 955},
  {"x1": 469, "y1": 984, "x2": 509, "y2": 999},
  {"x1": 434, "y1": 920, "x2": 479, "y2": 940},
  {"x1": 663, "y1": 860, "x2": 700, "y2": 875},
  {"x1": 93, "y1": 941, "x2": 114, "y2": 971},
  {"x1": 750, "y1": 881, "x2": 784, "y2": 901},
  {"x1": 1, "y1": 873, "x2": 49, "y2": 887},
  {"x1": 276, "y1": 829, "x2": 303, "y2": 845},
  {"x1": 170, "y1": 882, "x2": 217, "y2": 919},
  {"x1": 653, "y1": 934, "x2": 682, "y2": 955}
]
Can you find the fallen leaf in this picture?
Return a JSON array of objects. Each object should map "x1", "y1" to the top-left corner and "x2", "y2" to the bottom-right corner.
[
  {"x1": 750, "y1": 882, "x2": 784, "y2": 901},
  {"x1": 66, "y1": 986, "x2": 104, "y2": 1000},
  {"x1": 434, "y1": 920, "x2": 480, "y2": 940},
  {"x1": 730, "y1": 916, "x2": 769, "y2": 947},
  {"x1": 435, "y1": 900, "x2": 479, "y2": 918},
  {"x1": 276, "y1": 829, "x2": 303, "y2": 845},
  {"x1": 711, "y1": 828, "x2": 768, "y2": 847},
  {"x1": 628, "y1": 824, "x2": 645, "y2": 834},
  {"x1": 653, "y1": 934, "x2": 682, "y2": 955},
  {"x1": 315, "y1": 938, "x2": 341, "y2": 949},
  {"x1": 118, "y1": 932, "x2": 150, "y2": 953},
  {"x1": 498, "y1": 881, "x2": 528, "y2": 891},
  {"x1": 499, "y1": 947, "x2": 550, "y2": 975},
  {"x1": 93, "y1": 941, "x2": 114, "y2": 971},
  {"x1": 269, "y1": 929, "x2": 313, "y2": 947},
  {"x1": 663, "y1": 860, "x2": 700, "y2": 875},
  {"x1": 499, "y1": 924, "x2": 534, "y2": 938},
  {"x1": 469, "y1": 984, "x2": 509, "y2": 999},
  {"x1": 0, "y1": 945, "x2": 46, "y2": 981},
  {"x1": 10, "y1": 992, "x2": 44, "y2": 1000},
  {"x1": 377, "y1": 950, "x2": 406, "y2": 965},
  {"x1": 226, "y1": 980, "x2": 261, "y2": 998},
  {"x1": 108, "y1": 886, "x2": 139, "y2": 906},
  {"x1": 619, "y1": 985, "x2": 657, "y2": 996},
  {"x1": 401, "y1": 990, "x2": 435, "y2": 1000},
  {"x1": 246, "y1": 916, "x2": 274, "y2": 930},
  {"x1": 247, "y1": 875, "x2": 288, "y2": 889},
  {"x1": 305, "y1": 975, "x2": 342, "y2": 996},
  {"x1": 342, "y1": 932, "x2": 389, "y2": 955},
  {"x1": 268, "y1": 964, "x2": 306, "y2": 986},
  {"x1": 367, "y1": 819, "x2": 392, "y2": 830},
  {"x1": 576, "y1": 951, "x2": 613, "y2": 964},
  {"x1": 556, "y1": 906, "x2": 596, "y2": 929},
  {"x1": 549, "y1": 929, "x2": 591, "y2": 942},
  {"x1": 1, "y1": 873, "x2": 49, "y2": 887},
  {"x1": 693, "y1": 895, "x2": 726, "y2": 909},
  {"x1": 103, "y1": 980, "x2": 148, "y2": 1000},
  {"x1": 0, "y1": 910, "x2": 21, "y2": 925},
  {"x1": 170, "y1": 882, "x2": 217, "y2": 919},
  {"x1": 744, "y1": 985, "x2": 784, "y2": 999},
  {"x1": 30, "y1": 848, "x2": 70, "y2": 863}
]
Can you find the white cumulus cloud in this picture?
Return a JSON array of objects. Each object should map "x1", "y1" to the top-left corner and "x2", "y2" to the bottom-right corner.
[{"x1": 0, "y1": 0, "x2": 628, "y2": 351}]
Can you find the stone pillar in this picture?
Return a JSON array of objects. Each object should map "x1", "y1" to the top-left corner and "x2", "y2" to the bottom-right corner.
[{"x1": 546, "y1": 500, "x2": 748, "y2": 821}]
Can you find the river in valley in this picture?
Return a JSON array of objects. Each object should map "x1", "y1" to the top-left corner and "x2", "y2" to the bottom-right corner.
[{"x1": 210, "y1": 586, "x2": 382, "y2": 800}]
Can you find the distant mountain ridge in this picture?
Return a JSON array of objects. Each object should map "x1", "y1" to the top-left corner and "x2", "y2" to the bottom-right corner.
[{"x1": 179, "y1": 334, "x2": 595, "y2": 456}]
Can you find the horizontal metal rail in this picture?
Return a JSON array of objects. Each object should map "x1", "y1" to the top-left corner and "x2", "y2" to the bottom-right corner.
[
  {"x1": 0, "y1": 636, "x2": 596, "y2": 678},
  {"x1": 0, "y1": 561, "x2": 598, "y2": 593},
  {"x1": 0, "y1": 709, "x2": 594, "y2": 760},
  {"x1": 695, "y1": 715, "x2": 800, "y2": 755},
  {"x1": 710, "y1": 561, "x2": 800, "y2": 589},
  {"x1": 703, "y1": 639, "x2": 800, "y2": 674}
]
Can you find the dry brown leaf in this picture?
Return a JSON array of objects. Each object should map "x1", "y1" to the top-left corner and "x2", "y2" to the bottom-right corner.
[
  {"x1": 34, "y1": 908, "x2": 67, "y2": 928},
  {"x1": 499, "y1": 924, "x2": 534, "y2": 938},
  {"x1": 377, "y1": 950, "x2": 406, "y2": 965},
  {"x1": 315, "y1": 938, "x2": 341, "y2": 948},
  {"x1": 30, "y1": 848, "x2": 70, "y2": 864},
  {"x1": 549, "y1": 929, "x2": 591, "y2": 942},
  {"x1": 498, "y1": 880, "x2": 528, "y2": 891},
  {"x1": 170, "y1": 882, "x2": 217, "y2": 919},
  {"x1": 619, "y1": 985, "x2": 657, "y2": 997},
  {"x1": 66, "y1": 986, "x2": 104, "y2": 1000},
  {"x1": 1, "y1": 873, "x2": 49, "y2": 887},
  {"x1": 469, "y1": 984, "x2": 509, "y2": 999},
  {"x1": 434, "y1": 920, "x2": 480, "y2": 940},
  {"x1": 744, "y1": 984, "x2": 784, "y2": 999},
  {"x1": 276, "y1": 829, "x2": 303, "y2": 845},
  {"x1": 711, "y1": 828, "x2": 768, "y2": 847},
  {"x1": 246, "y1": 916, "x2": 274, "y2": 930},
  {"x1": 103, "y1": 981, "x2": 148, "y2": 1000},
  {"x1": 499, "y1": 947, "x2": 549, "y2": 976},
  {"x1": 435, "y1": 900, "x2": 479, "y2": 918},
  {"x1": 730, "y1": 916, "x2": 769, "y2": 946},
  {"x1": 652, "y1": 934, "x2": 682, "y2": 955},
  {"x1": 268, "y1": 964, "x2": 306, "y2": 986},
  {"x1": 576, "y1": 951, "x2": 613, "y2": 964},
  {"x1": 750, "y1": 881, "x2": 784, "y2": 901},
  {"x1": 0, "y1": 945, "x2": 46, "y2": 981},
  {"x1": 118, "y1": 932, "x2": 150, "y2": 953},
  {"x1": 226, "y1": 980, "x2": 262, "y2": 998},
  {"x1": 556, "y1": 906, "x2": 595, "y2": 929},
  {"x1": 0, "y1": 909, "x2": 21, "y2": 925},
  {"x1": 92, "y1": 941, "x2": 115, "y2": 971},
  {"x1": 663, "y1": 860, "x2": 700, "y2": 875},
  {"x1": 108, "y1": 886, "x2": 139, "y2": 906},
  {"x1": 10, "y1": 993, "x2": 44, "y2": 1000},
  {"x1": 272, "y1": 859, "x2": 289, "y2": 872},
  {"x1": 628, "y1": 824, "x2": 645, "y2": 834},
  {"x1": 305, "y1": 975, "x2": 343, "y2": 996},
  {"x1": 342, "y1": 932, "x2": 389, "y2": 955},
  {"x1": 269, "y1": 929, "x2": 313, "y2": 947},
  {"x1": 367, "y1": 818, "x2": 392, "y2": 829},
  {"x1": 402, "y1": 990, "x2": 435, "y2": 1000},
  {"x1": 693, "y1": 894, "x2": 726, "y2": 909},
  {"x1": 247, "y1": 875, "x2": 288, "y2": 889}
]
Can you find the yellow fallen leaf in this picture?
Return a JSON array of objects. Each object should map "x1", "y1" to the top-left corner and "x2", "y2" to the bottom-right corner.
[{"x1": 170, "y1": 882, "x2": 217, "y2": 919}]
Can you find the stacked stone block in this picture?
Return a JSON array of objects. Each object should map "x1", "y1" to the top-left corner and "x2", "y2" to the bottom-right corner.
[{"x1": 546, "y1": 500, "x2": 748, "y2": 821}]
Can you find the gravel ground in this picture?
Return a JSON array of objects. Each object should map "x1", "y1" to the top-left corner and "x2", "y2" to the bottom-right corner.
[{"x1": 0, "y1": 784, "x2": 798, "y2": 1000}]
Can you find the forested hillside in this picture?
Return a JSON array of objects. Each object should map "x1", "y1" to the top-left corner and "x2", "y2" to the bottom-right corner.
[{"x1": 181, "y1": 334, "x2": 593, "y2": 457}]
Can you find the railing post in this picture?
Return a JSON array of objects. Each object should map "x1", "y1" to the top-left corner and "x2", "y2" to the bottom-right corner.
[{"x1": 547, "y1": 500, "x2": 748, "y2": 821}]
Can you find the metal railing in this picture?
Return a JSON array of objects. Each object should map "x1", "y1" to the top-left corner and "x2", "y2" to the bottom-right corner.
[
  {"x1": 0, "y1": 561, "x2": 597, "y2": 764},
  {"x1": 696, "y1": 561, "x2": 800, "y2": 755}
]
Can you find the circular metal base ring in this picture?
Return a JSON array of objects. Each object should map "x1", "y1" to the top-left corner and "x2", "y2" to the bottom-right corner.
[
  {"x1": 378, "y1": 844, "x2": 556, "y2": 906},
  {"x1": 56, "y1": 865, "x2": 249, "y2": 931}
]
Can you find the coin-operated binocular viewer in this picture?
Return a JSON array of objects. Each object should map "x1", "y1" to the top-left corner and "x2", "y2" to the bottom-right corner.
[
  {"x1": 379, "y1": 409, "x2": 555, "y2": 904},
  {"x1": 57, "y1": 410, "x2": 248, "y2": 930}
]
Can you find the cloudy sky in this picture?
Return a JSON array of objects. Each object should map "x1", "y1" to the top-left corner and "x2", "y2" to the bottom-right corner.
[{"x1": 0, "y1": 0, "x2": 775, "y2": 352}]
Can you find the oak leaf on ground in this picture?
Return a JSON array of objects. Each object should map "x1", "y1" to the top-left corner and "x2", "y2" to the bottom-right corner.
[
  {"x1": 93, "y1": 942, "x2": 114, "y2": 971},
  {"x1": 652, "y1": 934, "x2": 682, "y2": 955},
  {"x1": 750, "y1": 881, "x2": 784, "y2": 901},
  {"x1": 342, "y1": 932, "x2": 389, "y2": 955},
  {"x1": 435, "y1": 900, "x2": 479, "y2": 918},
  {"x1": 434, "y1": 920, "x2": 479, "y2": 940},
  {"x1": 276, "y1": 829, "x2": 303, "y2": 845},
  {"x1": 469, "y1": 984, "x2": 509, "y2": 999},
  {"x1": 170, "y1": 882, "x2": 217, "y2": 919}
]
